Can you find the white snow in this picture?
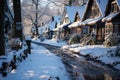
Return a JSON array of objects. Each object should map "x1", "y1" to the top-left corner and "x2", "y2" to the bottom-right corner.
[
  {"x1": 33, "y1": 38, "x2": 67, "y2": 47},
  {"x1": 116, "y1": 0, "x2": 120, "y2": 8},
  {"x1": 48, "y1": 16, "x2": 61, "y2": 31},
  {"x1": 62, "y1": 44, "x2": 120, "y2": 70},
  {"x1": 68, "y1": 21, "x2": 80, "y2": 28},
  {"x1": 65, "y1": 6, "x2": 80, "y2": 23},
  {"x1": 77, "y1": 5, "x2": 86, "y2": 20},
  {"x1": 79, "y1": 16, "x2": 102, "y2": 26},
  {"x1": 0, "y1": 43, "x2": 69, "y2": 80},
  {"x1": 54, "y1": 22, "x2": 70, "y2": 31},
  {"x1": 96, "y1": 0, "x2": 108, "y2": 16},
  {"x1": 102, "y1": 12, "x2": 120, "y2": 22}
]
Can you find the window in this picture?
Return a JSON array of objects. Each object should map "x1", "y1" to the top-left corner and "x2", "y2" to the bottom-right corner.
[
  {"x1": 114, "y1": 25, "x2": 119, "y2": 33},
  {"x1": 82, "y1": 26, "x2": 89, "y2": 34}
]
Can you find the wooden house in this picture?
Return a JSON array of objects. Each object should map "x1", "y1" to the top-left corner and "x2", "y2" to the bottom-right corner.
[
  {"x1": 102, "y1": 0, "x2": 120, "y2": 40},
  {"x1": 68, "y1": 5, "x2": 86, "y2": 36},
  {"x1": 80, "y1": 0, "x2": 108, "y2": 43},
  {"x1": 56, "y1": 6, "x2": 80, "y2": 40},
  {"x1": 48, "y1": 16, "x2": 61, "y2": 39}
]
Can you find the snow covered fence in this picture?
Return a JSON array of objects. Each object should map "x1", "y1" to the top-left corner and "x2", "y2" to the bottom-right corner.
[{"x1": 0, "y1": 41, "x2": 29, "y2": 77}]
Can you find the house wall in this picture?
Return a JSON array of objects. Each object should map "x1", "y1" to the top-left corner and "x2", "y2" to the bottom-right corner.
[{"x1": 70, "y1": 27, "x2": 81, "y2": 34}]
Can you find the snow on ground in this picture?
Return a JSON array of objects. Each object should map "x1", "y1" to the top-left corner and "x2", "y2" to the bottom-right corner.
[
  {"x1": 32, "y1": 38, "x2": 67, "y2": 47},
  {"x1": 0, "y1": 43, "x2": 69, "y2": 80},
  {"x1": 32, "y1": 38, "x2": 120, "y2": 70},
  {"x1": 62, "y1": 44, "x2": 120, "y2": 70}
]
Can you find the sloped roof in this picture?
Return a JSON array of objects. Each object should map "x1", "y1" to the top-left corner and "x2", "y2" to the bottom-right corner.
[
  {"x1": 79, "y1": 16, "x2": 102, "y2": 26},
  {"x1": 96, "y1": 0, "x2": 108, "y2": 16},
  {"x1": 102, "y1": 12, "x2": 120, "y2": 22},
  {"x1": 77, "y1": 5, "x2": 86, "y2": 20},
  {"x1": 49, "y1": 16, "x2": 61, "y2": 31},
  {"x1": 65, "y1": 6, "x2": 80, "y2": 23},
  {"x1": 116, "y1": 0, "x2": 120, "y2": 8},
  {"x1": 68, "y1": 21, "x2": 80, "y2": 28}
]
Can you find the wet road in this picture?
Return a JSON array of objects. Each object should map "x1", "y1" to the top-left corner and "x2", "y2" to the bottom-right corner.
[{"x1": 32, "y1": 41, "x2": 120, "y2": 80}]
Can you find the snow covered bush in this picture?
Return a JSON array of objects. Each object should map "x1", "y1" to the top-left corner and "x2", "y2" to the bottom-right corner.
[
  {"x1": 68, "y1": 34, "x2": 81, "y2": 45},
  {"x1": 80, "y1": 34, "x2": 96, "y2": 46},
  {"x1": 103, "y1": 33, "x2": 118, "y2": 47},
  {"x1": 8, "y1": 38, "x2": 22, "y2": 50}
]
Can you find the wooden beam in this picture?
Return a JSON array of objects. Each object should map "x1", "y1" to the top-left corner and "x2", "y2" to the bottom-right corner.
[{"x1": 0, "y1": 0, "x2": 6, "y2": 55}]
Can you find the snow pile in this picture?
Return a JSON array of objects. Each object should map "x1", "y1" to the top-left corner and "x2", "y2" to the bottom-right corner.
[
  {"x1": 32, "y1": 38, "x2": 67, "y2": 47},
  {"x1": 1, "y1": 43, "x2": 69, "y2": 80},
  {"x1": 62, "y1": 44, "x2": 120, "y2": 70}
]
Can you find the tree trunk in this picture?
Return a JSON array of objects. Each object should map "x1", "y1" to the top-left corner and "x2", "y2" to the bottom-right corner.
[
  {"x1": 0, "y1": 0, "x2": 6, "y2": 55},
  {"x1": 35, "y1": 0, "x2": 39, "y2": 36},
  {"x1": 13, "y1": 0, "x2": 23, "y2": 41}
]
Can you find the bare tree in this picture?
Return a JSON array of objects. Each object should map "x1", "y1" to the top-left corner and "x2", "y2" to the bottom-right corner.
[{"x1": 23, "y1": 0, "x2": 65, "y2": 36}]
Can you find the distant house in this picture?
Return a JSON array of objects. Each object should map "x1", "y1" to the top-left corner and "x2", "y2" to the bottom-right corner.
[
  {"x1": 48, "y1": 16, "x2": 61, "y2": 39},
  {"x1": 79, "y1": 0, "x2": 108, "y2": 43},
  {"x1": 102, "y1": 0, "x2": 120, "y2": 40},
  {"x1": 68, "y1": 5, "x2": 86, "y2": 36},
  {"x1": 56, "y1": 6, "x2": 80, "y2": 40}
]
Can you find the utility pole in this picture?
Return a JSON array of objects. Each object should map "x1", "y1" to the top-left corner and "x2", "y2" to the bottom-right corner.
[
  {"x1": 13, "y1": 0, "x2": 23, "y2": 41},
  {"x1": 0, "y1": 0, "x2": 6, "y2": 55}
]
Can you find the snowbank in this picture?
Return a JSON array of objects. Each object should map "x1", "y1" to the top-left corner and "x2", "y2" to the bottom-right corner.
[
  {"x1": 1, "y1": 43, "x2": 69, "y2": 80},
  {"x1": 62, "y1": 44, "x2": 120, "y2": 70}
]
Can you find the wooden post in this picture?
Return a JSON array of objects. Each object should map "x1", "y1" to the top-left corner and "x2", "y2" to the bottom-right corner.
[
  {"x1": 13, "y1": 0, "x2": 23, "y2": 41},
  {"x1": 0, "y1": 0, "x2": 6, "y2": 56}
]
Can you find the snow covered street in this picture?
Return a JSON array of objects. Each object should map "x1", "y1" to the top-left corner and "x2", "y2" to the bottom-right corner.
[{"x1": 0, "y1": 43, "x2": 69, "y2": 80}]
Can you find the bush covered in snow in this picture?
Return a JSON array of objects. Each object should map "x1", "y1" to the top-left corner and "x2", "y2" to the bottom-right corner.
[
  {"x1": 80, "y1": 34, "x2": 96, "y2": 46},
  {"x1": 103, "y1": 33, "x2": 118, "y2": 47},
  {"x1": 68, "y1": 34, "x2": 81, "y2": 45}
]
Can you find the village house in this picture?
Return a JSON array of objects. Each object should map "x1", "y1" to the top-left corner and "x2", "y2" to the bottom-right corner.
[
  {"x1": 68, "y1": 4, "x2": 86, "y2": 37},
  {"x1": 55, "y1": 6, "x2": 80, "y2": 41},
  {"x1": 79, "y1": 0, "x2": 108, "y2": 44},
  {"x1": 38, "y1": 22, "x2": 49, "y2": 39},
  {"x1": 47, "y1": 16, "x2": 61, "y2": 39},
  {"x1": 102, "y1": 0, "x2": 120, "y2": 42}
]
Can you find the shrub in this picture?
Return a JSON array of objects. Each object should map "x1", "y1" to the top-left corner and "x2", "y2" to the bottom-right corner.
[{"x1": 68, "y1": 34, "x2": 81, "y2": 45}]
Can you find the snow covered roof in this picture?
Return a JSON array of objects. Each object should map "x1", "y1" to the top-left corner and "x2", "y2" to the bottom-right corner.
[
  {"x1": 77, "y1": 5, "x2": 86, "y2": 20},
  {"x1": 38, "y1": 22, "x2": 50, "y2": 34},
  {"x1": 96, "y1": 0, "x2": 108, "y2": 16},
  {"x1": 53, "y1": 22, "x2": 70, "y2": 31},
  {"x1": 102, "y1": 12, "x2": 120, "y2": 22},
  {"x1": 49, "y1": 16, "x2": 61, "y2": 31},
  {"x1": 79, "y1": 16, "x2": 102, "y2": 26},
  {"x1": 64, "y1": 5, "x2": 86, "y2": 28},
  {"x1": 68, "y1": 21, "x2": 80, "y2": 28},
  {"x1": 65, "y1": 6, "x2": 80, "y2": 23},
  {"x1": 116, "y1": 0, "x2": 120, "y2": 8}
]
